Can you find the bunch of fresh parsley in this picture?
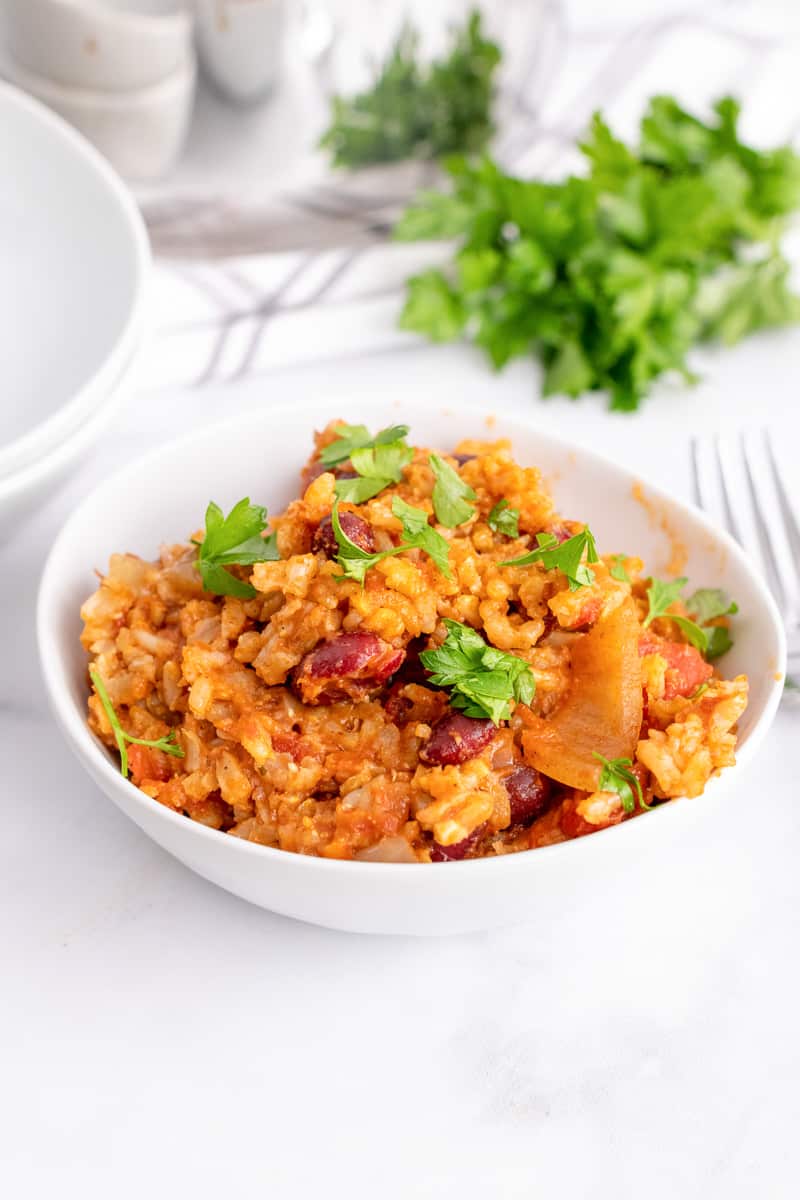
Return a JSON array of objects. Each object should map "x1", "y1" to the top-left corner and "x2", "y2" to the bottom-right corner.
[
  {"x1": 320, "y1": 10, "x2": 501, "y2": 168},
  {"x1": 396, "y1": 95, "x2": 800, "y2": 410}
]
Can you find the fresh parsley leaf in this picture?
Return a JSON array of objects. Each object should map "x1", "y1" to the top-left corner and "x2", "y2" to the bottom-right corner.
[
  {"x1": 488, "y1": 499, "x2": 520, "y2": 539},
  {"x1": 334, "y1": 437, "x2": 414, "y2": 504},
  {"x1": 395, "y1": 96, "x2": 800, "y2": 410},
  {"x1": 502, "y1": 528, "x2": 599, "y2": 591},
  {"x1": 319, "y1": 11, "x2": 501, "y2": 168},
  {"x1": 429, "y1": 453, "x2": 476, "y2": 527},
  {"x1": 609, "y1": 554, "x2": 632, "y2": 583},
  {"x1": 320, "y1": 423, "x2": 410, "y2": 467},
  {"x1": 644, "y1": 577, "x2": 738, "y2": 659},
  {"x1": 686, "y1": 587, "x2": 738, "y2": 624},
  {"x1": 391, "y1": 496, "x2": 452, "y2": 578},
  {"x1": 420, "y1": 619, "x2": 535, "y2": 724},
  {"x1": 705, "y1": 626, "x2": 734, "y2": 661},
  {"x1": 399, "y1": 270, "x2": 467, "y2": 341},
  {"x1": 90, "y1": 667, "x2": 184, "y2": 779},
  {"x1": 330, "y1": 500, "x2": 389, "y2": 584},
  {"x1": 593, "y1": 752, "x2": 648, "y2": 814},
  {"x1": 196, "y1": 498, "x2": 279, "y2": 599},
  {"x1": 331, "y1": 497, "x2": 451, "y2": 584}
]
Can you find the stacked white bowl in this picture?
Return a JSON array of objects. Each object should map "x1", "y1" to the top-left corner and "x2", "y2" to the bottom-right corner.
[
  {"x1": 0, "y1": 83, "x2": 149, "y2": 537},
  {"x1": 1, "y1": 0, "x2": 196, "y2": 179}
]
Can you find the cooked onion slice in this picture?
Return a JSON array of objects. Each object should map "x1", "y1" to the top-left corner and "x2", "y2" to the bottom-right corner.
[{"x1": 519, "y1": 598, "x2": 643, "y2": 791}]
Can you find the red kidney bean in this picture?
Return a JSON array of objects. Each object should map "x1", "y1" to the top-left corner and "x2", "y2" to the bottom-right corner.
[
  {"x1": 301, "y1": 458, "x2": 359, "y2": 488},
  {"x1": 504, "y1": 765, "x2": 552, "y2": 826},
  {"x1": 430, "y1": 824, "x2": 485, "y2": 861},
  {"x1": 312, "y1": 511, "x2": 376, "y2": 558},
  {"x1": 419, "y1": 711, "x2": 497, "y2": 766},
  {"x1": 294, "y1": 631, "x2": 405, "y2": 704}
]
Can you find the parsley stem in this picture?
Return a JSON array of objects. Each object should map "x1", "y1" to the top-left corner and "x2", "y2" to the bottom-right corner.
[{"x1": 90, "y1": 667, "x2": 184, "y2": 779}]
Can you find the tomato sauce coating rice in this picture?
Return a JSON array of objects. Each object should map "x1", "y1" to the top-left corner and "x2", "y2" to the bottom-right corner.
[{"x1": 81, "y1": 424, "x2": 748, "y2": 862}]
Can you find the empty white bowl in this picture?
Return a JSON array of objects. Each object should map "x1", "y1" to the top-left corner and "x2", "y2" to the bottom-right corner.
[
  {"x1": 0, "y1": 82, "x2": 148, "y2": 485},
  {"x1": 1, "y1": 50, "x2": 196, "y2": 180},
  {"x1": 4, "y1": 0, "x2": 193, "y2": 93},
  {"x1": 37, "y1": 399, "x2": 785, "y2": 935}
]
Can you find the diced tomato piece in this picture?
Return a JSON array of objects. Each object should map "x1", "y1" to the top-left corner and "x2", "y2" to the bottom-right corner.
[
  {"x1": 639, "y1": 634, "x2": 713, "y2": 699},
  {"x1": 566, "y1": 596, "x2": 603, "y2": 631},
  {"x1": 127, "y1": 744, "x2": 172, "y2": 784}
]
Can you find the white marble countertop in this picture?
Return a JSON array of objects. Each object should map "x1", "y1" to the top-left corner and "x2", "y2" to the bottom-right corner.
[{"x1": 3, "y1": 338, "x2": 800, "y2": 1197}]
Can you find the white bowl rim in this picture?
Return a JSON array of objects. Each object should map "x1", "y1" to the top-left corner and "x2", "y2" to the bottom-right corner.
[
  {"x1": 37, "y1": 400, "x2": 787, "y2": 880},
  {"x1": 1, "y1": 51, "x2": 197, "y2": 110},
  {"x1": 29, "y1": 0, "x2": 193, "y2": 36},
  {"x1": 0, "y1": 333, "x2": 142, "y2": 509},
  {"x1": 0, "y1": 82, "x2": 150, "y2": 478}
]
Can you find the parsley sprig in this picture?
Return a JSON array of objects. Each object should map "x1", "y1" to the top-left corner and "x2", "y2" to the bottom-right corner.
[
  {"x1": 320, "y1": 423, "x2": 410, "y2": 467},
  {"x1": 325, "y1": 424, "x2": 414, "y2": 504},
  {"x1": 502, "y1": 528, "x2": 599, "y2": 591},
  {"x1": 593, "y1": 752, "x2": 649, "y2": 814},
  {"x1": 420, "y1": 619, "x2": 535, "y2": 724},
  {"x1": 90, "y1": 668, "x2": 184, "y2": 780},
  {"x1": 196, "y1": 498, "x2": 279, "y2": 599},
  {"x1": 609, "y1": 554, "x2": 632, "y2": 583},
  {"x1": 644, "y1": 578, "x2": 737, "y2": 659},
  {"x1": 319, "y1": 11, "x2": 500, "y2": 168},
  {"x1": 331, "y1": 497, "x2": 451, "y2": 584},
  {"x1": 488, "y1": 499, "x2": 519, "y2": 538},
  {"x1": 429, "y1": 453, "x2": 476, "y2": 527}
]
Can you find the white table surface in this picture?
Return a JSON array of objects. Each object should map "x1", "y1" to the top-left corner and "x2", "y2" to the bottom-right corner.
[{"x1": 3, "y1": 334, "x2": 800, "y2": 1198}]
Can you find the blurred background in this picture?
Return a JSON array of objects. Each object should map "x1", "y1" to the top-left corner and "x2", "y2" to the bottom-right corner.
[{"x1": 3, "y1": 0, "x2": 798, "y2": 393}]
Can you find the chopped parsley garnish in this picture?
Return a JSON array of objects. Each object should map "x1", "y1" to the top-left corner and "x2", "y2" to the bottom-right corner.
[
  {"x1": 429, "y1": 453, "x2": 476, "y2": 527},
  {"x1": 90, "y1": 667, "x2": 184, "y2": 779},
  {"x1": 609, "y1": 554, "x2": 632, "y2": 583},
  {"x1": 487, "y1": 499, "x2": 519, "y2": 539},
  {"x1": 319, "y1": 11, "x2": 500, "y2": 168},
  {"x1": 419, "y1": 619, "x2": 535, "y2": 724},
  {"x1": 196, "y1": 498, "x2": 279, "y2": 599},
  {"x1": 502, "y1": 528, "x2": 599, "y2": 591},
  {"x1": 328, "y1": 426, "x2": 414, "y2": 504},
  {"x1": 644, "y1": 577, "x2": 737, "y2": 660},
  {"x1": 687, "y1": 587, "x2": 739, "y2": 624},
  {"x1": 320, "y1": 423, "x2": 410, "y2": 467},
  {"x1": 593, "y1": 753, "x2": 648, "y2": 814},
  {"x1": 331, "y1": 496, "x2": 451, "y2": 584}
]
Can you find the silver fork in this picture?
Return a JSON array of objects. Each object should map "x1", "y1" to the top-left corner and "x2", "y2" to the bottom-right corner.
[{"x1": 690, "y1": 429, "x2": 800, "y2": 690}]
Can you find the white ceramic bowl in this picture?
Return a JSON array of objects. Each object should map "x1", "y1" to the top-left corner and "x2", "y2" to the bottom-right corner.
[
  {"x1": 37, "y1": 400, "x2": 786, "y2": 936},
  {"x1": 3, "y1": 0, "x2": 193, "y2": 93},
  {"x1": 1, "y1": 51, "x2": 196, "y2": 181},
  {"x1": 0, "y1": 341, "x2": 138, "y2": 540},
  {"x1": 0, "y1": 83, "x2": 148, "y2": 479},
  {"x1": 194, "y1": 0, "x2": 286, "y2": 104}
]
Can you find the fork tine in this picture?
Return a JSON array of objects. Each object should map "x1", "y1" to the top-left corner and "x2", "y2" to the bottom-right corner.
[
  {"x1": 764, "y1": 429, "x2": 800, "y2": 566},
  {"x1": 713, "y1": 435, "x2": 747, "y2": 547},
  {"x1": 741, "y1": 431, "x2": 800, "y2": 626}
]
